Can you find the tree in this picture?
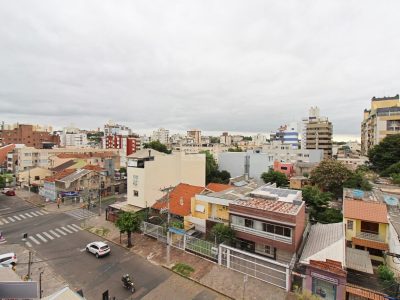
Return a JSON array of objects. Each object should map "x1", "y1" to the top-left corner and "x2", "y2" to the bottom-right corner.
[
  {"x1": 143, "y1": 141, "x2": 171, "y2": 154},
  {"x1": 317, "y1": 208, "x2": 343, "y2": 223},
  {"x1": 381, "y1": 161, "x2": 400, "y2": 177},
  {"x1": 0, "y1": 176, "x2": 5, "y2": 189},
  {"x1": 119, "y1": 167, "x2": 127, "y2": 174},
  {"x1": 242, "y1": 136, "x2": 252, "y2": 141},
  {"x1": 227, "y1": 147, "x2": 243, "y2": 152},
  {"x1": 115, "y1": 212, "x2": 142, "y2": 248},
  {"x1": 210, "y1": 223, "x2": 235, "y2": 244},
  {"x1": 201, "y1": 151, "x2": 231, "y2": 184},
  {"x1": 261, "y1": 170, "x2": 288, "y2": 187},
  {"x1": 210, "y1": 137, "x2": 220, "y2": 144},
  {"x1": 310, "y1": 160, "x2": 352, "y2": 196},
  {"x1": 302, "y1": 186, "x2": 332, "y2": 221},
  {"x1": 343, "y1": 171, "x2": 372, "y2": 191},
  {"x1": 368, "y1": 134, "x2": 400, "y2": 173}
]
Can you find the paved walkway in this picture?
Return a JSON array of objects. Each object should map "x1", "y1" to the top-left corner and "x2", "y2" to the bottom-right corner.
[{"x1": 84, "y1": 215, "x2": 289, "y2": 300}]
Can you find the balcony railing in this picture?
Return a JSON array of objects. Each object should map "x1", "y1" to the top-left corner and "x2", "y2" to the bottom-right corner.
[
  {"x1": 231, "y1": 224, "x2": 292, "y2": 244},
  {"x1": 355, "y1": 232, "x2": 384, "y2": 243}
]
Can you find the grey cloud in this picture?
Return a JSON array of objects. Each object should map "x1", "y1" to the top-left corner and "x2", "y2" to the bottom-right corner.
[{"x1": 0, "y1": 0, "x2": 399, "y2": 139}]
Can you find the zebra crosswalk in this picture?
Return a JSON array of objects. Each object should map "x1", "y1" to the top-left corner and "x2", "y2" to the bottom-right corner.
[
  {"x1": 64, "y1": 209, "x2": 97, "y2": 220},
  {"x1": 25, "y1": 224, "x2": 82, "y2": 247},
  {"x1": 0, "y1": 209, "x2": 49, "y2": 225}
]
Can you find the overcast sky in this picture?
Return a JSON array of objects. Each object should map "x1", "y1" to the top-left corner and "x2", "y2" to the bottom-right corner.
[{"x1": 1, "y1": 1, "x2": 399, "y2": 140}]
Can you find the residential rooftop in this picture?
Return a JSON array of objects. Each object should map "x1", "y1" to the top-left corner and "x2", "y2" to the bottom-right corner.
[
  {"x1": 232, "y1": 197, "x2": 303, "y2": 215},
  {"x1": 200, "y1": 179, "x2": 261, "y2": 201},
  {"x1": 250, "y1": 185, "x2": 302, "y2": 203},
  {"x1": 342, "y1": 188, "x2": 379, "y2": 202},
  {"x1": 343, "y1": 198, "x2": 388, "y2": 224}
]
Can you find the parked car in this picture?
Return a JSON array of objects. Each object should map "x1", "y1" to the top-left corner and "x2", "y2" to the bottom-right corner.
[
  {"x1": 86, "y1": 242, "x2": 110, "y2": 258},
  {"x1": 5, "y1": 190, "x2": 15, "y2": 196},
  {"x1": 1, "y1": 188, "x2": 11, "y2": 194},
  {"x1": 0, "y1": 253, "x2": 17, "y2": 266}
]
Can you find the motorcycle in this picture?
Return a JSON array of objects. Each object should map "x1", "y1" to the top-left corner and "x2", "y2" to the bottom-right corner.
[{"x1": 121, "y1": 274, "x2": 135, "y2": 293}]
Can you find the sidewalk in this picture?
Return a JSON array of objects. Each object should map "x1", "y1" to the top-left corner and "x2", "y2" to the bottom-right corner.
[{"x1": 85, "y1": 215, "x2": 289, "y2": 300}]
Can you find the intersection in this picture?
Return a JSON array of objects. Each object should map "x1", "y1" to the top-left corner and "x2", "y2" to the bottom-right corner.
[{"x1": 0, "y1": 193, "x2": 228, "y2": 300}]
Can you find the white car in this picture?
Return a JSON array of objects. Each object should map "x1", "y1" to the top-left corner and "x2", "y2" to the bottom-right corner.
[
  {"x1": 86, "y1": 242, "x2": 110, "y2": 258},
  {"x1": 0, "y1": 252, "x2": 17, "y2": 266}
]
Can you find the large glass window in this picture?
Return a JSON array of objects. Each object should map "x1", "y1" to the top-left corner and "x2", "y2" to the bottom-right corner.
[
  {"x1": 244, "y1": 219, "x2": 254, "y2": 228},
  {"x1": 262, "y1": 222, "x2": 291, "y2": 238},
  {"x1": 361, "y1": 221, "x2": 379, "y2": 234},
  {"x1": 312, "y1": 277, "x2": 337, "y2": 300}
]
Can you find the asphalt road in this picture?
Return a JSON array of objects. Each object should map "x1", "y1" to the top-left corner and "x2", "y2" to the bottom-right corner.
[{"x1": 0, "y1": 194, "x2": 227, "y2": 300}]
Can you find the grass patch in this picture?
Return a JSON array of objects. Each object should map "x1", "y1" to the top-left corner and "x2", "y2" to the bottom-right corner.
[{"x1": 172, "y1": 263, "x2": 194, "y2": 277}]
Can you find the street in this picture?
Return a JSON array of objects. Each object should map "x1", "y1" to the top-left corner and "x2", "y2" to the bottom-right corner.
[{"x1": 0, "y1": 193, "x2": 228, "y2": 300}]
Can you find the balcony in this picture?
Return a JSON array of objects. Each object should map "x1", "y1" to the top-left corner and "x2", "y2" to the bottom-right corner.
[
  {"x1": 352, "y1": 232, "x2": 388, "y2": 251},
  {"x1": 231, "y1": 224, "x2": 292, "y2": 244}
]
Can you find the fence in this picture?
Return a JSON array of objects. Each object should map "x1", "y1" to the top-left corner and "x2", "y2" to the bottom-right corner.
[
  {"x1": 219, "y1": 244, "x2": 290, "y2": 291},
  {"x1": 141, "y1": 221, "x2": 167, "y2": 243}
]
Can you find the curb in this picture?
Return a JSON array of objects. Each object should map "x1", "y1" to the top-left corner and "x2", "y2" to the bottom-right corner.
[
  {"x1": 85, "y1": 227, "x2": 233, "y2": 298},
  {"x1": 161, "y1": 265, "x2": 234, "y2": 299}
]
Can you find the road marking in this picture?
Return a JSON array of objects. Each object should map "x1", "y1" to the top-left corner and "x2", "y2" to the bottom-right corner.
[
  {"x1": 61, "y1": 226, "x2": 73, "y2": 234},
  {"x1": 13, "y1": 215, "x2": 21, "y2": 221},
  {"x1": 67, "y1": 225, "x2": 79, "y2": 232},
  {"x1": 80, "y1": 248, "x2": 87, "y2": 252},
  {"x1": 30, "y1": 212, "x2": 38, "y2": 217},
  {"x1": 42, "y1": 232, "x2": 54, "y2": 240},
  {"x1": 35, "y1": 211, "x2": 44, "y2": 216},
  {"x1": 41, "y1": 210, "x2": 49, "y2": 214},
  {"x1": 19, "y1": 214, "x2": 27, "y2": 219},
  {"x1": 55, "y1": 228, "x2": 67, "y2": 236},
  {"x1": 70, "y1": 224, "x2": 82, "y2": 230},
  {"x1": 49, "y1": 230, "x2": 60, "y2": 238},
  {"x1": 7, "y1": 217, "x2": 16, "y2": 222},
  {"x1": 29, "y1": 236, "x2": 40, "y2": 245},
  {"x1": 25, "y1": 212, "x2": 33, "y2": 217},
  {"x1": 0, "y1": 208, "x2": 10, "y2": 211},
  {"x1": 36, "y1": 233, "x2": 47, "y2": 243},
  {"x1": 26, "y1": 241, "x2": 32, "y2": 247},
  {"x1": 1, "y1": 218, "x2": 9, "y2": 224}
]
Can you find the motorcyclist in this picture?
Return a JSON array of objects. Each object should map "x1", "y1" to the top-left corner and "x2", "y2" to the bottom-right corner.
[{"x1": 121, "y1": 274, "x2": 135, "y2": 293}]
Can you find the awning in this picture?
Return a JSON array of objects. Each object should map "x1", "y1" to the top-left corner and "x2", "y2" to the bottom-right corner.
[
  {"x1": 108, "y1": 201, "x2": 143, "y2": 213},
  {"x1": 346, "y1": 247, "x2": 374, "y2": 274},
  {"x1": 352, "y1": 237, "x2": 389, "y2": 251}
]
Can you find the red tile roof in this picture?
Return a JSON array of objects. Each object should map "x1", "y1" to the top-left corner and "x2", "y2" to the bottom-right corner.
[
  {"x1": 82, "y1": 165, "x2": 105, "y2": 172},
  {"x1": 45, "y1": 169, "x2": 76, "y2": 182},
  {"x1": 205, "y1": 183, "x2": 232, "y2": 192},
  {"x1": 152, "y1": 183, "x2": 204, "y2": 217},
  {"x1": 56, "y1": 152, "x2": 115, "y2": 159},
  {"x1": 346, "y1": 285, "x2": 386, "y2": 300},
  {"x1": 309, "y1": 259, "x2": 347, "y2": 277},
  {"x1": 343, "y1": 199, "x2": 388, "y2": 223}
]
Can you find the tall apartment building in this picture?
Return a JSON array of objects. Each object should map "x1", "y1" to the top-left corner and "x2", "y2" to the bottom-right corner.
[
  {"x1": 220, "y1": 132, "x2": 232, "y2": 146},
  {"x1": 187, "y1": 129, "x2": 202, "y2": 145},
  {"x1": 104, "y1": 135, "x2": 140, "y2": 167},
  {"x1": 0, "y1": 123, "x2": 60, "y2": 148},
  {"x1": 361, "y1": 95, "x2": 400, "y2": 155},
  {"x1": 60, "y1": 126, "x2": 88, "y2": 148},
  {"x1": 303, "y1": 107, "x2": 332, "y2": 159},
  {"x1": 270, "y1": 122, "x2": 300, "y2": 149},
  {"x1": 103, "y1": 121, "x2": 132, "y2": 137},
  {"x1": 151, "y1": 128, "x2": 169, "y2": 145}
]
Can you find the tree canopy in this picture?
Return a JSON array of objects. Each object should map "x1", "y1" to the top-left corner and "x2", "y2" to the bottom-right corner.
[
  {"x1": 368, "y1": 134, "x2": 400, "y2": 173},
  {"x1": 310, "y1": 160, "x2": 352, "y2": 196},
  {"x1": 143, "y1": 141, "x2": 171, "y2": 154},
  {"x1": 343, "y1": 171, "x2": 372, "y2": 191},
  {"x1": 302, "y1": 186, "x2": 341, "y2": 223},
  {"x1": 115, "y1": 211, "x2": 143, "y2": 247},
  {"x1": 210, "y1": 223, "x2": 235, "y2": 244},
  {"x1": 261, "y1": 170, "x2": 288, "y2": 187},
  {"x1": 227, "y1": 147, "x2": 243, "y2": 152},
  {"x1": 201, "y1": 151, "x2": 231, "y2": 184}
]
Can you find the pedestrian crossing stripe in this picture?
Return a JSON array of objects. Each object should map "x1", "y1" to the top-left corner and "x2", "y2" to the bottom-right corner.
[
  {"x1": 0, "y1": 210, "x2": 49, "y2": 225},
  {"x1": 64, "y1": 209, "x2": 97, "y2": 220},
  {"x1": 24, "y1": 224, "x2": 82, "y2": 246}
]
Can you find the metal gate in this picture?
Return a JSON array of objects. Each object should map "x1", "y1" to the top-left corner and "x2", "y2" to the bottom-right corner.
[
  {"x1": 141, "y1": 222, "x2": 167, "y2": 243},
  {"x1": 218, "y1": 244, "x2": 290, "y2": 290}
]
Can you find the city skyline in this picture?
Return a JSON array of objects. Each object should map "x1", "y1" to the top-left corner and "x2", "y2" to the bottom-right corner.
[{"x1": 1, "y1": 1, "x2": 399, "y2": 140}]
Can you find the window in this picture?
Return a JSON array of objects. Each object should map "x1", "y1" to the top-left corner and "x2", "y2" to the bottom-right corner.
[
  {"x1": 34, "y1": 176, "x2": 40, "y2": 180},
  {"x1": 244, "y1": 219, "x2": 254, "y2": 228},
  {"x1": 361, "y1": 221, "x2": 379, "y2": 234},
  {"x1": 275, "y1": 226, "x2": 284, "y2": 235},
  {"x1": 195, "y1": 204, "x2": 205, "y2": 213},
  {"x1": 133, "y1": 190, "x2": 139, "y2": 197},
  {"x1": 347, "y1": 220, "x2": 353, "y2": 230},
  {"x1": 284, "y1": 228, "x2": 291, "y2": 237},
  {"x1": 264, "y1": 245, "x2": 275, "y2": 257}
]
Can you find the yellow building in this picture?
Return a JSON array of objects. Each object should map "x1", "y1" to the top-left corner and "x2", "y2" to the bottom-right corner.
[
  {"x1": 184, "y1": 181, "x2": 259, "y2": 233},
  {"x1": 361, "y1": 94, "x2": 400, "y2": 155},
  {"x1": 343, "y1": 193, "x2": 389, "y2": 262}
]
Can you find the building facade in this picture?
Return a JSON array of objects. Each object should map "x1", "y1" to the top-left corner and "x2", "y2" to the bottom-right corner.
[
  {"x1": 361, "y1": 95, "x2": 400, "y2": 155},
  {"x1": 0, "y1": 124, "x2": 60, "y2": 148},
  {"x1": 151, "y1": 128, "x2": 169, "y2": 145},
  {"x1": 303, "y1": 107, "x2": 333, "y2": 159},
  {"x1": 262, "y1": 141, "x2": 324, "y2": 164},
  {"x1": 127, "y1": 149, "x2": 205, "y2": 208},
  {"x1": 187, "y1": 129, "x2": 202, "y2": 145},
  {"x1": 60, "y1": 126, "x2": 88, "y2": 148}
]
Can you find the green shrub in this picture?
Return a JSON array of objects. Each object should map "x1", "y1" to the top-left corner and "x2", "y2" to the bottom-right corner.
[{"x1": 172, "y1": 263, "x2": 194, "y2": 277}]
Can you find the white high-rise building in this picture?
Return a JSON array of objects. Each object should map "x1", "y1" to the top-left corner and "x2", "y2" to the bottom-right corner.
[
  {"x1": 151, "y1": 128, "x2": 170, "y2": 145},
  {"x1": 60, "y1": 126, "x2": 88, "y2": 148}
]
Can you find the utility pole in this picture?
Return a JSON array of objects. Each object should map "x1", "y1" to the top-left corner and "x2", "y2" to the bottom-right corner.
[
  {"x1": 160, "y1": 186, "x2": 174, "y2": 266},
  {"x1": 98, "y1": 173, "x2": 102, "y2": 216},
  {"x1": 39, "y1": 268, "x2": 44, "y2": 298},
  {"x1": 27, "y1": 251, "x2": 32, "y2": 280}
]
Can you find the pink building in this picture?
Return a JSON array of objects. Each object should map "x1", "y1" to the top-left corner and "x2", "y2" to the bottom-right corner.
[{"x1": 273, "y1": 161, "x2": 295, "y2": 178}]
